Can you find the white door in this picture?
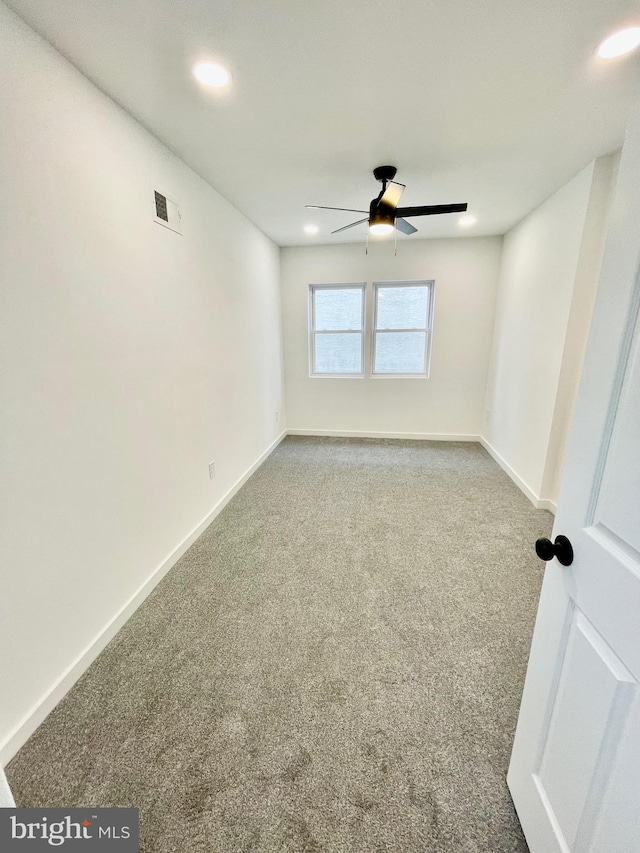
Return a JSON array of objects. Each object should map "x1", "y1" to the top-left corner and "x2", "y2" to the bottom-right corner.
[
  {"x1": 0, "y1": 768, "x2": 14, "y2": 808},
  {"x1": 507, "y1": 99, "x2": 640, "y2": 852}
]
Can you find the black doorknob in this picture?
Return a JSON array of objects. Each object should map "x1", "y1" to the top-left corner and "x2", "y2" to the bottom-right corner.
[{"x1": 535, "y1": 535, "x2": 574, "y2": 566}]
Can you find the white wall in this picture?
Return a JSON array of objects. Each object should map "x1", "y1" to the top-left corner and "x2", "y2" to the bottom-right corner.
[
  {"x1": 0, "y1": 3, "x2": 284, "y2": 760},
  {"x1": 484, "y1": 156, "x2": 618, "y2": 506},
  {"x1": 281, "y1": 237, "x2": 502, "y2": 437},
  {"x1": 540, "y1": 154, "x2": 619, "y2": 504}
]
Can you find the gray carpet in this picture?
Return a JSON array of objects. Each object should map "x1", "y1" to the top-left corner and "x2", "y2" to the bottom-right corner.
[{"x1": 8, "y1": 437, "x2": 551, "y2": 852}]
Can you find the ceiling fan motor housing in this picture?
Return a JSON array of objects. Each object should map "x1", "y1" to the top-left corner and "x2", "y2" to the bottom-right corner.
[
  {"x1": 371, "y1": 166, "x2": 399, "y2": 227},
  {"x1": 369, "y1": 197, "x2": 395, "y2": 227}
]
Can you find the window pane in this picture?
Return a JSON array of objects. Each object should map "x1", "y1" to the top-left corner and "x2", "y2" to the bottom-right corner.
[
  {"x1": 374, "y1": 332, "x2": 426, "y2": 373},
  {"x1": 314, "y1": 333, "x2": 362, "y2": 373},
  {"x1": 314, "y1": 287, "x2": 362, "y2": 331},
  {"x1": 376, "y1": 285, "x2": 428, "y2": 330}
]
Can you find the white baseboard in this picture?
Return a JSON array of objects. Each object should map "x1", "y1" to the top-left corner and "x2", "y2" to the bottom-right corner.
[
  {"x1": 479, "y1": 438, "x2": 556, "y2": 514},
  {"x1": 287, "y1": 429, "x2": 481, "y2": 442},
  {"x1": 479, "y1": 437, "x2": 539, "y2": 505},
  {"x1": 0, "y1": 431, "x2": 287, "y2": 765}
]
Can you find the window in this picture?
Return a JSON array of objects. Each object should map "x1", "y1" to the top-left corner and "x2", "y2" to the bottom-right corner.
[
  {"x1": 373, "y1": 282, "x2": 432, "y2": 376},
  {"x1": 307, "y1": 280, "x2": 433, "y2": 378},
  {"x1": 309, "y1": 284, "x2": 365, "y2": 376}
]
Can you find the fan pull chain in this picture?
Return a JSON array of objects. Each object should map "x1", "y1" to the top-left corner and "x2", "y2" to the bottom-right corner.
[
  {"x1": 365, "y1": 223, "x2": 369, "y2": 255},
  {"x1": 394, "y1": 228, "x2": 397, "y2": 257}
]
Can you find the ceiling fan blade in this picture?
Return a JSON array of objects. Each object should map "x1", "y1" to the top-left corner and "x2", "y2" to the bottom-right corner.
[
  {"x1": 306, "y1": 205, "x2": 368, "y2": 213},
  {"x1": 395, "y1": 203, "x2": 468, "y2": 217},
  {"x1": 395, "y1": 217, "x2": 418, "y2": 235},
  {"x1": 331, "y1": 217, "x2": 369, "y2": 234},
  {"x1": 378, "y1": 181, "x2": 405, "y2": 210}
]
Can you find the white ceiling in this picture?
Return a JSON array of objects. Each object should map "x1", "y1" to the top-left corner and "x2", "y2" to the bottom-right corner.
[{"x1": 7, "y1": 0, "x2": 640, "y2": 246}]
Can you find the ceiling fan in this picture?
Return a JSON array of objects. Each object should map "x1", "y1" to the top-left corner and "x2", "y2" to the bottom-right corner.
[{"x1": 306, "y1": 165, "x2": 468, "y2": 236}]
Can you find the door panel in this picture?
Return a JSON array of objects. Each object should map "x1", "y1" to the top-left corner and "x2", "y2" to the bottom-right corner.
[
  {"x1": 587, "y1": 701, "x2": 640, "y2": 853},
  {"x1": 595, "y1": 321, "x2": 640, "y2": 554},
  {"x1": 536, "y1": 613, "x2": 637, "y2": 850}
]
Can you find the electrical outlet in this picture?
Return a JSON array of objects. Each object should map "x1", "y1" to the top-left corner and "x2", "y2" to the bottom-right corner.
[{"x1": 209, "y1": 461, "x2": 216, "y2": 479}]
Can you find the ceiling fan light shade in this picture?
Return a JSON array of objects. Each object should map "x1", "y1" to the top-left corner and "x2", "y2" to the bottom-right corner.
[{"x1": 369, "y1": 222, "x2": 394, "y2": 236}]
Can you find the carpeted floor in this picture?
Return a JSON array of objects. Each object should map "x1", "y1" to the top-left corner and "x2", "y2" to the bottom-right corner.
[{"x1": 8, "y1": 437, "x2": 552, "y2": 852}]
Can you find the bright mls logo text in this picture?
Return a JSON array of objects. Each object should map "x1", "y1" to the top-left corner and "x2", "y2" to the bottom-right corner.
[
  {"x1": 10, "y1": 814, "x2": 132, "y2": 845},
  {"x1": 0, "y1": 808, "x2": 139, "y2": 851}
]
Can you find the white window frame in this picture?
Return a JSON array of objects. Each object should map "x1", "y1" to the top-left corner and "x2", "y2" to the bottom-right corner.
[
  {"x1": 371, "y1": 280, "x2": 434, "y2": 379},
  {"x1": 308, "y1": 283, "x2": 366, "y2": 378}
]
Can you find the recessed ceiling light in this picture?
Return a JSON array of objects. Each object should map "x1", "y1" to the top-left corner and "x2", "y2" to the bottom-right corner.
[
  {"x1": 458, "y1": 215, "x2": 477, "y2": 228},
  {"x1": 304, "y1": 224, "x2": 319, "y2": 235},
  {"x1": 192, "y1": 61, "x2": 231, "y2": 88},
  {"x1": 597, "y1": 27, "x2": 640, "y2": 59}
]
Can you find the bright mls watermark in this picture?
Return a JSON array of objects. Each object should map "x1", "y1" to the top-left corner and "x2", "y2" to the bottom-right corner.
[{"x1": 0, "y1": 808, "x2": 138, "y2": 850}]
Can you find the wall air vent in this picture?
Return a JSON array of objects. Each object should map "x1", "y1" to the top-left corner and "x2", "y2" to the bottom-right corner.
[
  {"x1": 153, "y1": 189, "x2": 182, "y2": 235},
  {"x1": 154, "y1": 191, "x2": 168, "y2": 222}
]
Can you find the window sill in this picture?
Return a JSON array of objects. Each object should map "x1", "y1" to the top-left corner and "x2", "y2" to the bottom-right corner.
[
  {"x1": 369, "y1": 373, "x2": 429, "y2": 379},
  {"x1": 308, "y1": 373, "x2": 429, "y2": 380},
  {"x1": 309, "y1": 373, "x2": 365, "y2": 379}
]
